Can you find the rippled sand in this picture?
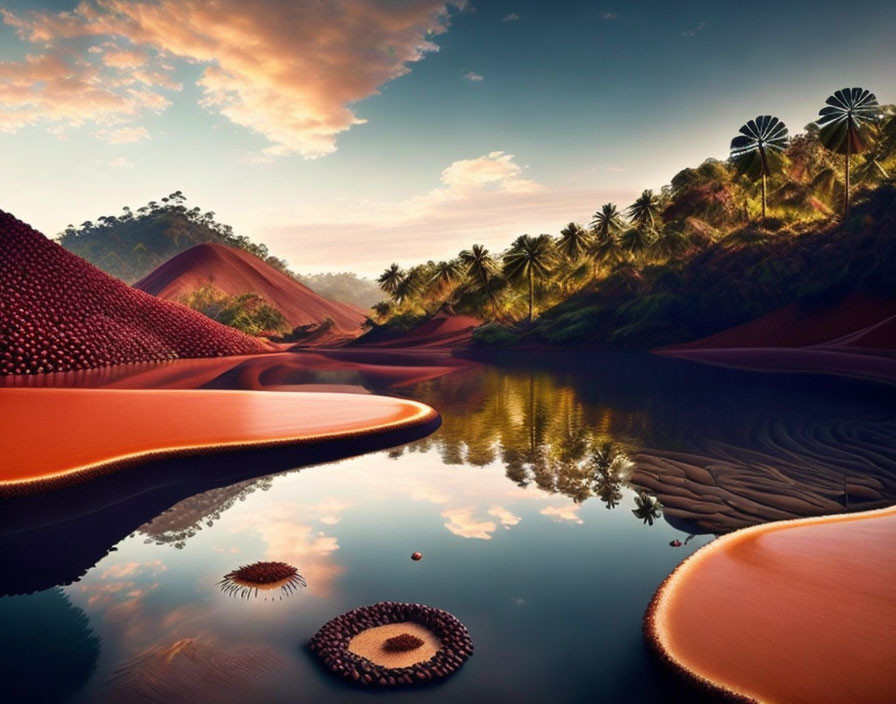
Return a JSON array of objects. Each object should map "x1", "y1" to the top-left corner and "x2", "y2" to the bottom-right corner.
[
  {"x1": 649, "y1": 506, "x2": 896, "y2": 703},
  {"x1": 0, "y1": 388, "x2": 436, "y2": 491}
]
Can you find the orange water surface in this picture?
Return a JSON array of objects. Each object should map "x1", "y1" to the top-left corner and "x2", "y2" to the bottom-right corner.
[
  {"x1": 653, "y1": 507, "x2": 896, "y2": 703},
  {"x1": 0, "y1": 388, "x2": 435, "y2": 487}
]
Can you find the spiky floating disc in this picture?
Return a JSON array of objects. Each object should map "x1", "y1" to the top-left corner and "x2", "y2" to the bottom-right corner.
[
  {"x1": 309, "y1": 602, "x2": 473, "y2": 687},
  {"x1": 218, "y1": 561, "x2": 306, "y2": 600}
]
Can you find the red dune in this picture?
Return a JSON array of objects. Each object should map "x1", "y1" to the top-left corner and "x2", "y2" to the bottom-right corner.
[
  {"x1": 648, "y1": 506, "x2": 896, "y2": 703},
  {"x1": 666, "y1": 295, "x2": 896, "y2": 350},
  {"x1": 0, "y1": 388, "x2": 437, "y2": 491},
  {"x1": 361, "y1": 313, "x2": 483, "y2": 348},
  {"x1": 0, "y1": 210, "x2": 266, "y2": 376},
  {"x1": 658, "y1": 295, "x2": 896, "y2": 383},
  {"x1": 134, "y1": 243, "x2": 365, "y2": 337}
]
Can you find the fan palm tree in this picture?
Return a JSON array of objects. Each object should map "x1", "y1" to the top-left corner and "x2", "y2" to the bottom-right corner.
[
  {"x1": 557, "y1": 222, "x2": 592, "y2": 261},
  {"x1": 459, "y1": 244, "x2": 502, "y2": 316},
  {"x1": 626, "y1": 190, "x2": 661, "y2": 231},
  {"x1": 729, "y1": 115, "x2": 789, "y2": 219},
  {"x1": 376, "y1": 263, "x2": 405, "y2": 299},
  {"x1": 503, "y1": 234, "x2": 556, "y2": 322},
  {"x1": 815, "y1": 87, "x2": 880, "y2": 216}
]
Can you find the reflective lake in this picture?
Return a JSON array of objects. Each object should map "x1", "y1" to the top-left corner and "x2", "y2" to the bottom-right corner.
[{"x1": 2, "y1": 351, "x2": 895, "y2": 703}]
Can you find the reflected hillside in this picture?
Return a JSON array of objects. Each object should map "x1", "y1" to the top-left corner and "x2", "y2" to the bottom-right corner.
[
  {"x1": 140, "y1": 478, "x2": 273, "y2": 548},
  {"x1": 398, "y1": 352, "x2": 896, "y2": 534}
]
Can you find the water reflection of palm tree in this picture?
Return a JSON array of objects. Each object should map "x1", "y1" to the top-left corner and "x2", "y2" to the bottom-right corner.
[
  {"x1": 632, "y1": 491, "x2": 663, "y2": 526},
  {"x1": 590, "y1": 442, "x2": 628, "y2": 509}
]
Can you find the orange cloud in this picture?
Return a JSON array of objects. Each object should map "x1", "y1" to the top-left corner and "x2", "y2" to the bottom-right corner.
[
  {"x1": 442, "y1": 507, "x2": 497, "y2": 540},
  {"x1": 1, "y1": 0, "x2": 464, "y2": 156},
  {"x1": 0, "y1": 49, "x2": 169, "y2": 133},
  {"x1": 539, "y1": 503, "x2": 583, "y2": 524}
]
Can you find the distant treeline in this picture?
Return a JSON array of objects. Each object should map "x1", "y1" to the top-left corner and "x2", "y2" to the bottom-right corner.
[{"x1": 57, "y1": 192, "x2": 382, "y2": 309}]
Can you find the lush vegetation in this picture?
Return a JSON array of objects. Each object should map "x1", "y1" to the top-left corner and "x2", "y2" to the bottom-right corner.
[
  {"x1": 58, "y1": 193, "x2": 381, "y2": 309},
  {"x1": 365, "y1": 87, "x2": 896, "y2": 348},
  {"x1": 58, "y1": 192, "x2": 293, "y2": 283},
  {"x1": 180, "y1": 285, "x2": 289, "y2": 337}
]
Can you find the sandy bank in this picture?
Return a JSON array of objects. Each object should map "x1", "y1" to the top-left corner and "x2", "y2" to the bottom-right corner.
[
  {"x1": 647, "y1": 506, "x2": 896, "y2": 703},
  {"x1": 0, "y1": 388, "x2": 437, "y2": 493}
]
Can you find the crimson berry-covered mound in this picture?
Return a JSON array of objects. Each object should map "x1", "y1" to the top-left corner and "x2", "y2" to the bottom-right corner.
[{"x1": 0, "y1": 209, "x2": 266, "y2": 376}]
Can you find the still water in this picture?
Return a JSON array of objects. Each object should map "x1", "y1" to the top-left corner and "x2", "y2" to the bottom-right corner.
[{"x1": 2, "y1": 351, "x2": 894, "y2": 703}]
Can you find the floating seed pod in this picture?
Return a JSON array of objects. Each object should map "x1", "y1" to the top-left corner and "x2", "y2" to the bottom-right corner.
[{"x1": 218, "y1": 561, "x2": 306, "y2": 600}]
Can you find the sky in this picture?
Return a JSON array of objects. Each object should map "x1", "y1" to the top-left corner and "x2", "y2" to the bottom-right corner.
[{"x1": 1, "y1": 0, "x2": 895, "y2": 276}]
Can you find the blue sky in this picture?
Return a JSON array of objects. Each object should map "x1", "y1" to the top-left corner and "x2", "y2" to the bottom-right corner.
[{"x1": 1, "y1": 0, "x2": 894, "y2": 275}]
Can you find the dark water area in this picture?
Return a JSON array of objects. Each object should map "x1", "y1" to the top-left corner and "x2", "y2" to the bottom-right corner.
[{"x1": 1, "y1": 350, "x2": 894, "y2": 703}]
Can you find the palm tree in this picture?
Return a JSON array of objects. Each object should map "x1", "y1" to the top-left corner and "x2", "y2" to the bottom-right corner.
[
  {"x1": 459, "y1": 244, "x2": 502, "y2": 315},
  {"x1": 589, "y1": 230, "x2": 623, "y2": 274},
  {"x1": 729, "y1": 115, "x2": 789, "y2": 219},
  {"x1": 626, "y1": 190, "x2": 661, "y2": 231},
  {"x1": 650, "y1": 226, "x2": 688, "y2": 260},
  {"x1": 557, "y1": 222, "x2": 592, "y2": 261},
  {"x1": 503, "y1": 234, "x2": 556, "y2": 322},
  {"x1": 816, "y1": 87, "x2": 880, "y2": 216},
  {"x1": 429, "y1": 259, "x2": 466, "y2": 307},
  {"x1": 431, "y1": 259, "x2": 466, "y2": 290},
  {"x1": 590, "y1": 203, "x2": 624, "y2": 240},
  {"x1": 620, "y1": 226, "x2": 654, "y2": 260},
  {"x1": 377, "y1": 263, "x2": 405, "y2": 298}
]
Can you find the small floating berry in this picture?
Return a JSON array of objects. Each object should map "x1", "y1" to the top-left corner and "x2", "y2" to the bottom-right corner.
[
  {"x1": 411, "y1": 552, "x2": 422, "y2": 561},
  {"x1": 669, "y1": 539, "x2": 682, "y2": 547}
]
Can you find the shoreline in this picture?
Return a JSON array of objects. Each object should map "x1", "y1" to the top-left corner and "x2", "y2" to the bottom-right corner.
[
  {"x1": 654, "y1": 346, "x2": 896, "y2": 385},
  {"x1": 645, "y1": 505, "x2": 896, "y2": 703}
]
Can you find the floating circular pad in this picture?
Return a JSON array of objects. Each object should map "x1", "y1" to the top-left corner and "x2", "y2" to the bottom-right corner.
[
  {"x1": 219, "y1": 561, "x2": 306, "y2": 599},
  {"x1": 309, "y1": 602, "x2": 473, "y2": 687}
]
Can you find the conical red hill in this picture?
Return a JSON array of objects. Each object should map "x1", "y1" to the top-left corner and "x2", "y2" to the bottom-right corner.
[
  {"x1": 134, "y1": 243, "x2": 366, "y2": 336},
  {"x1": 0, "y1": 209, "x2": 266, "y2": 376}
]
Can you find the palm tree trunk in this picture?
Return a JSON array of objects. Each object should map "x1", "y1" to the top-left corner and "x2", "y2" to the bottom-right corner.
[
  {"x1": 528, "y1": 268, "x2": 534, "y2": 323},
  {"x1": 844, "y1": 140, "x2": 851, "y2": 217},
  {"x1": 761, "y1": 173, "x2": 767, "y2": 219}
]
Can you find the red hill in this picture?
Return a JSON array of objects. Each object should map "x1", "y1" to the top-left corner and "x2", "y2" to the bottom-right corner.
[
  {"x1": 134, "y1": 243, "x2": 365, "y2": 337},
  {"x1": 666, "y1": 295, "x2": 896, "y2": 350},
  {"x1": 0, "y1": 210, "x2": 266, "y2": 376}
]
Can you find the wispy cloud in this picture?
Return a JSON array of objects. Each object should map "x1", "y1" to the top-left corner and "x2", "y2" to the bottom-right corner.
[
  {"x1": 502, "y1": 13, "x2": 520, "y2": 22},
  {"x1": 261, "y1": 150, "x2": 634, "y2": 273},
  {"x1": 464, "y1": 71, "x2": 484, "y2": 82},
  {"x1": 107, "y1": 156, "x2": 134, "y2": 168},
  {"x1": 0, "y1": 1, "x2": 465, "y2": 158},
  {"x1": 682, "y1": 21, "x2": 705, "y2": 37},
  {"x1": 540, "y1": 504, "x2": 583, "y2": 524},
  {"x1": 442, "y1": 507, "x2": 497, "y2": 540},
  {"x1": 93, "y1": 126, "x2": 151, "y2": 144},
  {"x1": 602, "y1": 12, "x2": 618, "y2": 20}
]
